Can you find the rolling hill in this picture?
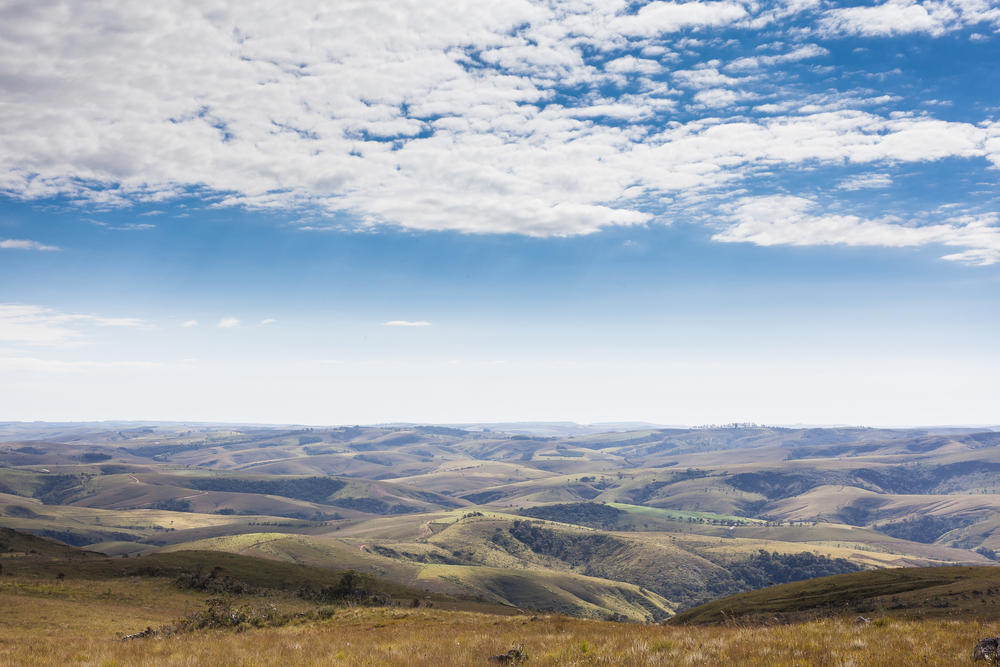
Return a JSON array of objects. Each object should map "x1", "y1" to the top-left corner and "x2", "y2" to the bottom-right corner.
[{"x1": 1, "y1": 421, "x2": 998, "y2": 619}]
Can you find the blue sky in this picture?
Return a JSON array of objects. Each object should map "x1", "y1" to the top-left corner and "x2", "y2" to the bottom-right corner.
[{"x1": 1, "y1": 0, "x2": 999, "y2": 426}]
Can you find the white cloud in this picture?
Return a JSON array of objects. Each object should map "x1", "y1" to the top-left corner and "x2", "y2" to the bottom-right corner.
[
  {"x1": 260, "y1": 318, "x2": 276, "y2": 325},
  {"x1": 837, "y1": 173, "x2": 893, "y2": 190},
  {"x1": 182, "y1": 319, "x2": 198, "y2": 327},
  {"x1": 608, "y1": 1, "x2": 748, "y2": 36},
  {"x1": 724, "y1": 57, "x2": 760, "y2": 72},
  {"x1": 724, "y1": 44, "x2": 828, "y2": 73},
  {"x1": 218, "y1": 317, "x2": 240, "y2": 328},
  {"x1": 382, "y1": 321, "x2": 432, "y2": 326},
  {"x1": 818, "y1": 0, "x2": 1000, "y2": 37},
  {"x1": 0, "y1": 304, "x2": 83, "y2": 345},
  {"x1": 672, "y1": 66, "x2": 748, "y2": 89},
  {"x1": 0, "y1": 0, "x2": 997, "y2": 245},
  {"x1": 96, "y1": 317, "x2": 146, "y2": 327},
  {"x1": 714, "y1": 196, "x2": 1000, "y2": 265},
  {"x1": 1, "y1": 239, "x2": 59, "y2": 250},
  {"x1": 604, "y1": 56, "x2": 663, "y2": 75},
  {"x1": 0, "y1": 303, "x2": 146, "y2": 345},
  {"x1": 692, "y1": 88, "x2": 754, "y2": 108},
  {"x1": 763, "y1": 44, "x2": 830, "y2": 64}
]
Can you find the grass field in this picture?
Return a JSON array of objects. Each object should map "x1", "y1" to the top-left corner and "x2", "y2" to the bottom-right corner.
[{"x1": 0, "y1": 582, "x2": 993, "y2": 667}]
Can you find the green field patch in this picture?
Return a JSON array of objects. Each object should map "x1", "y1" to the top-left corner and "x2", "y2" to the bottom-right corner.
[{"x1": 608, "y1": 503, "x2": 763, "y2": 525}]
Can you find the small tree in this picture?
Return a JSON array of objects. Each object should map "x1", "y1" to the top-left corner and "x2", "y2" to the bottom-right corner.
[{"x1": 336, "y1": 570, "x2": 375, "y2": 596}]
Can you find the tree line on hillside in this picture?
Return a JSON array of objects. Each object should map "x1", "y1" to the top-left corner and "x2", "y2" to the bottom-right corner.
[
  {"x1": 184, "y1": 477, "x2": 346, "y2": 504},
  {"x1": 327, "y1": 497, "x2": 418, "y2": 515},
  {"x1": 723, "y1": 549, "x2": 861, "y2": 589},
  {"x1": 874, "y1": 515, "x2": 979, "y2": 544},
  {"x1": 519, "y1": 503, "x2": 626, "y2": 529}
]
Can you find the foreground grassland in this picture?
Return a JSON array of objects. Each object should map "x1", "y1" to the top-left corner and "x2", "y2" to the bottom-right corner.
[{"x1": 0, "y1": 582, "x2": 993, "y2": 667}]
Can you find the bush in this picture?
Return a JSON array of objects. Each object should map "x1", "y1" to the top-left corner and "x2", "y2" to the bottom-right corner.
[
  {"x1": 172, "y1": 597, "x2": 283, "y2": 632},
  {"x1": 175, "y1": 566, "x2": 258, "y2": 594},
  {"x1": 298, "y1": 570, "x2": 392, "y2": 607}
]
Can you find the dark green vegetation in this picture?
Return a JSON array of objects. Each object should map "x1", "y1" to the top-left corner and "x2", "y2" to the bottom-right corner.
[
  {"x1": 722, "y1": 549, "x2": 861, "y2": 589},
  {"x1": 182, "y1": 476, "x2": 347, "y2": 503},
  {"x1": 520, "y1": 502, "x2": 626, "y2": 529},
  {"x1": 1, "y1": 421, "x2": 999, "y2": 620},
  {"x1": 875, "y1": 515, "x2": 979, "y2": 544}
]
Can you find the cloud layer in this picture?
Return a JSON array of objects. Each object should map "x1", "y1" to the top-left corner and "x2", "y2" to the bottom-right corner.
[
  {"x1": 0, "y1": 303, "x2": 145, "y2": 345},
  {"x1": 1, "y1": 0, "x2": 998, "y2": 259},
  {"x1": 715, "y1": 196, "x2": 1000, "y2": 265}
]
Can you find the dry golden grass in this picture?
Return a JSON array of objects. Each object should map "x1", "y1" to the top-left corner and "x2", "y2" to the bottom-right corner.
[{"x1": 0, "y1": 577, "x2": 994, "y2": 667}]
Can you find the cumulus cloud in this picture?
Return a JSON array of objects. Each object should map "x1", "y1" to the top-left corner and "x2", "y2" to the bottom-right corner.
[
  {"x1": 691, "y1": 88, "x2": 755, "y2": 107},
  {"x1": 714, "y1": 196, "x2": 1000, "y2": 265},
  {"x1": 218, "y1": 317, "x2": 240, "y2": 328},
  {"x1": 182, "y1": 319, "x2": 198, "y2": 327},
  {"x1": 260, "y1": 318, "x2": 276, "y2": 325},
  {"x1": 818, "y1": 0, "x2": 1000, "y2": 37},
  {"x1": 725, "y1": 44, "x2": 829, "y2": 71},
  {"x1": 604, "y1": 56, "x2": 663, "y2": 75},
  {"x1": 0, "y1": 0, "x2": 998, "y2": 250},
  {"x1": 837, "y1": 173, "x2": 893, "y2": 190},
  {"x1": 1, "y1": 239, "x2": 59, "y2": 250},
  {"x1": 672, "y1": 66, "x2": 749, "y2": 89},
  {"x1": 608, "y1": 1, "x2": 748, "y2": 36},
  {"x1": 382, "y1": 321, "x2": 432, "y2": 326}
]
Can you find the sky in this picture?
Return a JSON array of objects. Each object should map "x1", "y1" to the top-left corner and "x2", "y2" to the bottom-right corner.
[{"x1": 1, "y1": 0, "x2": 999, "y2": 427}]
